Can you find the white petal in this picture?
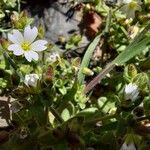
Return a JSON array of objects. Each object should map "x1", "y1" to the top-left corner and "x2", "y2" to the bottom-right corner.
[
  {"x1": 121, "y1": 5, "x2": 128, "y2": 14},
  {"x1": 127, "y1": 10, "x2": 135, "y2": 18},
  {"x1": 31, "y1": 40, "x2": 48, "y2": 52},
  {"x1": 24, "y1": 25, "x2": 38, "y2": 43},
  {"x1": 24, "y1": 75, "x2": 30, "y2": 86},
  {"x1": 131, "y1": 90, "x2": 139, "y2": 101},
  {"x1": 124, "y1": 83, "x2": 139, "y2": 101},
  {"x1": 124, "y1": 0, "x2": 132, "y2": 4},
  {"x1": 24, "y1": 51, "x2": 39, "y2": 62},
  {"x1": 121, "y1": 143, "x2": 136, "y2": 150},
  {"x1": 8, "y1": 30, "x2": 24, "y2": 44},
  {"x1": 24, "y1": 74, "x2": 39, "y2": 87},
  {"x1": 8, "y1": 44, "x2": 24, "y2": 56}
]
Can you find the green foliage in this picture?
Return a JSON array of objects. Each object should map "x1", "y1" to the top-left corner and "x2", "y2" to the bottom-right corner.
[
  {"x1": 65, "y1": 34, "x2": 82, "y2": 50},
  {"x1": 0, "y1": 0, "x2": 19, "y2": 31},
  {"x1": 0, "y1": 0, "x2": 150, "y2": 149},
  {"x1": 77, "y1": 33, "x2": 101, "y2": 83}
]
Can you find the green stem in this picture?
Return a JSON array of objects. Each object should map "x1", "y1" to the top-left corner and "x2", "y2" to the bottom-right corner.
[
  {"x1": 104, "y1": 8, "x2": 112, "y2": 35},
  {"x1": 17, "y1": 0, "x2": 21, "y2": 13},
  {"x1": 78, "y1": 7, "x2": 112, "y2": 84},
  {"x1": 2, "y1": 51, "x2": 24, "y2": 80},
  {"x1": 45, "y1": 106, "x2": 49, "y2": 125},
  {"x1": 136, "y1": 116, "x2": 150, "y2": 122},
  {"x1": 0, "y1": 28, "x2": 11, "y2": 33},
  {"x1": 49, "y1": 106, "x2": 64, "y2": 124},
  {"x1": 16, "y1": 112, "x2": 25, "y2": 125},
  {"x1": 84, "y1": 113, "x2": 117, "y2": 125}
]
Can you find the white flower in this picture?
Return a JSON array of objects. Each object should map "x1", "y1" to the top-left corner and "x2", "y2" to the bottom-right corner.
[
  {"x1": 8, "y1": 25, "x2": 47, "y2": 62},
  {"x1": 119, "y1": 0, "x2": 142, "y2": 18},
  {"x1": 124, "y1": 83, "x2": 139, "y2": 101},
  {"x1": 46, "y1": 52, "x2": 60, "y2": 63},
  {"x1": 121, "y1": 142, "x2": 136, "y2": 150},
  {"x1": 24, "y1": 74, "x2": 39, "y2": 87}
]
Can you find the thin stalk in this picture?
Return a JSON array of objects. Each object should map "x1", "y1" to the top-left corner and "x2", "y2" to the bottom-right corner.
[
  {"x1": 49, "y1": 106, "x2": 64, "y2": 124},
  {"x1": 2, "y1": 51, "x2": 24, "y2": 80},
  {"x1": 16, "y1": 112, "x2": 25, "y2": 125},
  {"x1": 84, "y1": 113, "x2": 117, "y2": 125},
  {"x1": 136, "y1": 116, "x2": 150, "y2": 122},
  {"x1": 85, "y1": 63, "x2": 115, "y2": 93},
  {"x1": 45, "y1": 106, "x2": 49, "y2": 125},
  {"x1": 104, "y1": 8, "x2": 112, "y2": 35},
  {"x1": 17, "y1": 0, "x2": 21, "y2": 13},
  {"x1": 0, "y1": 28, "x2": 11, "y2": 33}
]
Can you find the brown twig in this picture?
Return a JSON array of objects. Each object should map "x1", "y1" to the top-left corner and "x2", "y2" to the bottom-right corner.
[{"x1": 84, "y1": 62, "x2": 115, "y2": 94}]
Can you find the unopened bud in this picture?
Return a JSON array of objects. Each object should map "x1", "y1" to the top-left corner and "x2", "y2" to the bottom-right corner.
[
  {"x1": 133, "y1": 73, "x2": 149, "y2": 90},
  {"x1": 10, "y1": 13, "x2": 19, "y2": 24},
  {"x1": 38, "y1": 24, "x2": 45, "y2": 38},
  {"x1": 82, "y1": 67, "x2": 94, "y2": 76},
  {"x1": 128, "y1": 64, "x2": 138, "y2": 79},
  {"x1": 124, "y1": 83, "x2": 139, "y2": 102},
  {"x1": 11, "y1": 11, "x2": 33, "y2": 29},
  {"x1": 85, "y1": 4, "x2": 92, "y2": 10},
  {"x1": 45, "y1": 65, "x2": 54, "y2": 81},
  {"x1": 24, "y1": 74, "x2": 39, "y2": 87},
  {"x1": 58, "y1": 35, "x2": 66, "y2": 44},
  {"x1": 0, "y1": 38, "x2": 9, "y2": 49}
]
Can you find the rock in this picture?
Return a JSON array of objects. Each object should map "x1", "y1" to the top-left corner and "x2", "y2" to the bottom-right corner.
[
  {"x1": 25, "y1": 0, "x2": 81, "y2": 43},
  {"x1": 0, "y1": 96, "x2": 12, "y2": 128}
]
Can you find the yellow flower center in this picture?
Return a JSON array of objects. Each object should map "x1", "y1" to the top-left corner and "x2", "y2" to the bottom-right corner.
[
  {"x1": 21, "y1": 41, "x2": 31, "y2": 51},
  {"x1": 128, "y1": 1, "x2": 138, "y2": 10}
]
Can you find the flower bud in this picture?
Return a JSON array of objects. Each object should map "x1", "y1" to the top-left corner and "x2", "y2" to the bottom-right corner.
[
  {"x1": 11, "y1": 11, "x2": 33, "y2": 29},
  {"x1": 121, "y1": 143, "x2": 136, "y2": 150},
  {"x1": 127, "y1": 64, "x2": 138, "y2": 79},
  {"x1": 124, "y1": 64, "x2": 138, "y2": 82},
  {"x1": 38, "y1": 24, "x2": 45, "y2": 39},
  {"x1": 46, "y1": 52, "x2": 60, "y2": 63},
  {"x1": 124, "y1": 83, "x2": 139, "y2": 102},
  {"x1": 44, "y1": 65, "x2": 54, "y2": 82},
  {"x1": 58, "y1": 35, "x2": 66, "y2": 44},
  {"x1": 82, "y1": 67, "x2": 94, "y2": 76},
  {"x1": 0, "y1": 38, "x2": 9, "y2": 49},
  {"x1": 133, "y1": 73, "x2": 149, "y2": 90},
  {"x1": 24, "y1": 74, "x2": 39, "y2": 87}
]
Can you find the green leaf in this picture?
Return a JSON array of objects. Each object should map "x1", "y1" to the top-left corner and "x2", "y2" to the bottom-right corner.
[
  {"x1": 125, "y1": 133, "x2": 141, "y2": 146},
  {"x1": 113, "y1": 37, "x2": 150, "y2": 65},
  {"x1": 97, "y1": 97, "x2": 116, "y2": 114},
  {"x1": 65, "y1": 34, "x2": 81, "y2": 50},
  {"x1": 133, "y1": 72, "x2": 149, "y2": 90},
  {"x1": 61, "y1": 108, "x2": 71, "y2": 121},
  {"x1": 78, "y1": 8, "x2": 112, "y2": 84},
  {"x1": 99, "y1": 121, "x2": 118, "y2": 132},
  {"x1": 113, "y1": 24, "x2": 150, "y2": 64},
  {"x1": 76, "y1": 107, "x2": 98, "y2": 117},
  {"x1": 85, "y1": 24, "x2": 150, "y2": 93},
  {"x1": 0, "y1": 10, "x2": 5, "y2": 18},
  {"x1": 78, "y1": 33, "x2": 102, "y2": 83},
  {"x1": 57, "y1": 79, "x2": 78, "y2": 112}
]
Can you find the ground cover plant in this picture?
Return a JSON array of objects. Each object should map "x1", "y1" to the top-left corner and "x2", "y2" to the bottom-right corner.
[{"x1": 0, "y1": 0, "x2": 150, "y2": 149}]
